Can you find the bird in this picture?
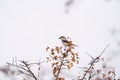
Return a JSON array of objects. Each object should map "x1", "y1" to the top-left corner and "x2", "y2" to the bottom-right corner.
[{"x1": 59, "y1": 36, "x2": 78, "y2": 47}]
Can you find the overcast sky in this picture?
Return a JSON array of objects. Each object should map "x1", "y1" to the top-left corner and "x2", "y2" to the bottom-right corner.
[{"x1": 0, "y1": 0, "x2": 120, "y2": 79}]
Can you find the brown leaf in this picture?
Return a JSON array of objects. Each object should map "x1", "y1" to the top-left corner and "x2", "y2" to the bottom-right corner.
[
  {"x1": 55, "y1": 46, "x2": 60, "y2": 53},
  {"x1": 108, "y1": 71, "x2": 112, "y2": 74},
  {"x1": 53, "y1": 56, "x2": 58, "y2": 60},
  {"x1": 71, "y1": 56, "x2": 75, "y2": 62},
  {"x1": 67, "y1": 63, "x2": 73, "y2": 70},
  {"x1": 58, "y1": 77, "x2": 65, "y2": 80}
]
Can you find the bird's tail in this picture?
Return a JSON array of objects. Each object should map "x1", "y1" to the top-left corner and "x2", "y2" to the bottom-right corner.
[{"x1": 72, "y1": 44, "x2": 78, "y2": 47}]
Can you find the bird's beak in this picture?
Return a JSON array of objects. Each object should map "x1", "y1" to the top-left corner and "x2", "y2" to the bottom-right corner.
[{"x1": 58, "y1": 37, "x2": 61, "y2": 39}]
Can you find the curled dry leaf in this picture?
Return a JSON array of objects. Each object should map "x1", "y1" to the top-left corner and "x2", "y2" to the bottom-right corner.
[{"x1": 51, "y1": 49, "x2": 55, "y2": 55}]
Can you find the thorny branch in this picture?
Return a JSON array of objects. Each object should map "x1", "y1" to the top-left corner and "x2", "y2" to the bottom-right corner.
[
  {"x1": 80, "y1": 44, "x2": 110, "y2": 80},
  {"x1": 56, "y1": 59, "x2": 64, "y2": 80},
  {"x1": 55, "y1": 48, "x2": 68, "y2": 80}
]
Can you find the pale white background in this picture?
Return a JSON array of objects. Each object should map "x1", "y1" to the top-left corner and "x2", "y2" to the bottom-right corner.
[{"x1": 0, "y1": 0, "x2": 120, "y2": 79}]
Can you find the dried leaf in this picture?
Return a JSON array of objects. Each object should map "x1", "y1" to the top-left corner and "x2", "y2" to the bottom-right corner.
[
  {"x1": 108, "y1": 71, "x2": 112, "y2": 74},
  {"x1": 46, "y1": 47, "x2": 50, "y2": 51},
  {"x1": 55, "y1": 46, "x2": 59, "y2": 53},
  {"x1": 53, "y1": 56, "x2": 58, "y2": 60},
  {"x1": 67, "y1": 63, "x2": 73, "y2": 70},
  {"x1": 58, "y1": 77, "x2": 65, "y2": 80}
]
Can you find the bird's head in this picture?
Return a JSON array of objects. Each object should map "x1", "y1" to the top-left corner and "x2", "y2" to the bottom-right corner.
[{"x1": 59, "y1": 36, "x2": 66, "y2": 40}]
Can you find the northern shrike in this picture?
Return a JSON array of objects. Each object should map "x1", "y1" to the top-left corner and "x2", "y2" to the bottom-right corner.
[{"x1": 59, "y1": 36, "x2": 78, "y2": 47}]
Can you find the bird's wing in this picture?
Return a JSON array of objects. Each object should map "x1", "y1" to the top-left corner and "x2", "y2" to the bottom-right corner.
[{"x1": 62, "y1": 40, "x2": 69, "y2": 43}]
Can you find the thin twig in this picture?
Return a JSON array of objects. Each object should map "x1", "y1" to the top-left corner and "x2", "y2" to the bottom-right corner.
[
  {"x1": 98, "y1": 44, "x2": 110, "y2": 58},
  {"x1": 6, "y1": 62, "x2": 29, "y2": 72}
]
